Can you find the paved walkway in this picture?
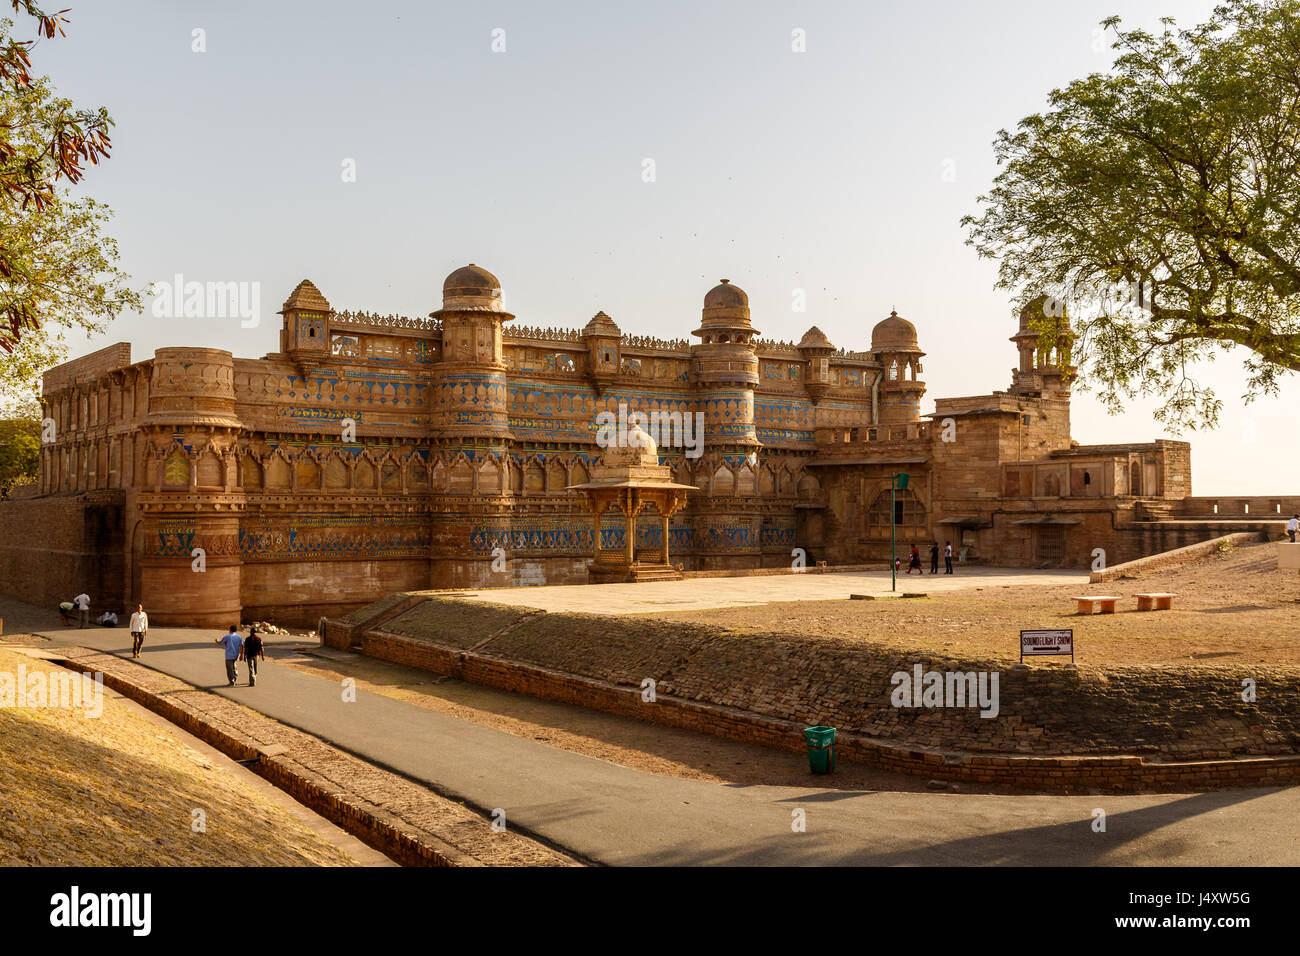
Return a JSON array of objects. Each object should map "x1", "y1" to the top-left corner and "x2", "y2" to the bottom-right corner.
[
  {"x1": 447, "y1": 566, "x2": 1088, "y2": 614},
  {"x1": 23, "y1": 619, "x2": 1300, "y2": 866}
]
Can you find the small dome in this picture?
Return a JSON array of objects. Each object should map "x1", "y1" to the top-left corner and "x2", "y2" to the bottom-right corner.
[
  {"x1": 871, "y1": 310, "x2": 919, "y2": 351},
  {"x1": 704, "y1": 279, "x2": 748, "y2": 310},
  {"x1": 582, "y1": 311, "x2": 621, "y2": 337},
  {"x1": 797, "y1": 326, "x2": 834, "y2": 351},
  {"x1": 281, "y1": 279, "x2": 330, "y2": 313},
  {"x1": 1019, "y1": 294, "x2": 1069, "y2": 332},
  {"x1": 443, "y1": 263, "x2": 499, "y2": 295},
  {"x1": 440, "y1": 263, "x2": 505, "y2": 312},
  {"x1": 602, "y1": 420, "x2": 659, "y2": 468}
]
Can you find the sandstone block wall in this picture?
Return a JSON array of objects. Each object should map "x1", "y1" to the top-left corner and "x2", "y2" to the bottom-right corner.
[{"x1": 0, "y1": 492, "x2": 126, "y2": 612}]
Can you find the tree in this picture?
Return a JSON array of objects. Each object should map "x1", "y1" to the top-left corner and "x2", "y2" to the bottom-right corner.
[
  {"x1": 0, "y1": 402, "x2": 40, "y2": 497},
  {"x1": 1, "y1": 3, "x2": 138, "y2": 410},
  {"x1": 963, "y1": 0, "x2": 1300, "y2": 430}
]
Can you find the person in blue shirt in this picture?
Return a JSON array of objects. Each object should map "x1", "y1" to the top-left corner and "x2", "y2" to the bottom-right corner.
[{"x1": 215, "y1": 625, "x2": 243, "y2": 687}]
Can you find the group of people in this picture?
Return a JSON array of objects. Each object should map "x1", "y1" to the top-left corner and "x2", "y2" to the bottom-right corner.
[
  {"x1": 899, "y1": 540, "x2": 955, "y2": 574},
  {"x1": 216, "y1": 625, "x2": 265, "y2": 687},
  {"x1": 54, "y1": 596, "x2": 266, "y2": 686}
]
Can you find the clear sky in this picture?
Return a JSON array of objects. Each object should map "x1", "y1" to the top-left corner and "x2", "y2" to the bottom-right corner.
[{"x1": 26, "y1": 0, "x2": 1295, "y2": 494}]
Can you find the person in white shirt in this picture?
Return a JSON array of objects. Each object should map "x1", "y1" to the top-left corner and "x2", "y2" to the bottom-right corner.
[
  {"x1": 944, "y1": 541, "x2": 954, "y2": 574},
  {"x1": 98, "y1": 610, "x2": 118, "y2": 627},
  {"x1": 1288, "y1": 514, "x2": 1299, "y2": 543},
  {"x1": 129, "y1": 605, "x2": 149, "y2": 658},
  {"x1": 73, "y1": 593, "x2": 90, "y2": 628}
]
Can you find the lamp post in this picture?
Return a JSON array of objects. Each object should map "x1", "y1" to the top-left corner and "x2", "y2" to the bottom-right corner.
[{"x1": 890, "y1": 472, "x2": 910, "y2": 592}]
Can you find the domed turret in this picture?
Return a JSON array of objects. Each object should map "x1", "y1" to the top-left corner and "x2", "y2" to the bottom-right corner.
[
  {"x1": 872, "y1": 309, "x2": 926, "y2": 425},
  {"x1": 431, "y1": 264, "x2": 514, "y2": 442},
  {"x1": 690, "y1": 278, "x2": 760, "y2": 444}
]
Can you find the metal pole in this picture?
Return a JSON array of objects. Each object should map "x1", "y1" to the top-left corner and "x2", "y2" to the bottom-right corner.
[{"x1": 890, "y1": 473, "x2": 897, "y2": 592}]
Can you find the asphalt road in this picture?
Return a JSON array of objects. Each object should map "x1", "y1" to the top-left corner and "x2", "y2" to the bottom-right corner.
[{"x1": 35, "y1": 622, "x2": 1300, "y2": 866}]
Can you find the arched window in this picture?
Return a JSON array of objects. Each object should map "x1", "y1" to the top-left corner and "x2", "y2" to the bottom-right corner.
[{"x1": 889, "y1": 360, "x2": 899, "y2": 381}]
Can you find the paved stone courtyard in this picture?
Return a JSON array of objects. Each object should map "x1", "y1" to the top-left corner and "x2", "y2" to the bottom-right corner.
[{"x1": 448, "y1": 566, "x2": 1087, "y2": 614}]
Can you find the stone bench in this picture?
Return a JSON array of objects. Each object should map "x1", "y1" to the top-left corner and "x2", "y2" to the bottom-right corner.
[
  {"x1": 1135, "y1": 592, "x2": 1176, "y2": 611},
  {"x1": 1072, "y1": 595, "x2": 1120, "y2": 614}
]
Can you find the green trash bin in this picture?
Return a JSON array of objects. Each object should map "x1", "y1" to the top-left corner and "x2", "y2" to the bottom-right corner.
[{"x1": 804, "y1": 725, "x2": 836, "y2": 774}]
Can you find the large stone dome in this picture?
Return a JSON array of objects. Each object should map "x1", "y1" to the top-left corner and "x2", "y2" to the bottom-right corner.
[{"x1": 871, "y1": 310, "x2": 920, "y2": 352}]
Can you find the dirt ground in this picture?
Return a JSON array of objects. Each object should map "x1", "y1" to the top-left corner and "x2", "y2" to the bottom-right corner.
[
  {"x1": 0, "y1": 646, "x2": 361, "y2": 866},
  {"x1": 650, "y1": 542, "x2": 1300, "y2": 668}
]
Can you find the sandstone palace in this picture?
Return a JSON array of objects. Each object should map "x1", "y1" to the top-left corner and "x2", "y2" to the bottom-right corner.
[{"x1": 3, "y1": 264, "x2": 1294, "y2": 625}]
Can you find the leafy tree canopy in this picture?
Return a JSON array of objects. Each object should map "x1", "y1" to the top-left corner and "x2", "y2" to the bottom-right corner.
[
  {"x1": 1, "y1": 3, "x2": 139, "y2": 411},
  {"x1": 964, "y1": 0, "x2": 1300, "y2": 430}
]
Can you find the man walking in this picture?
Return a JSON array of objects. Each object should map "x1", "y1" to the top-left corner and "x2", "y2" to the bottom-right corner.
[
  {"x1": 73, "y1": 592, "x2": 90, "y2": 628},
  {"x1": 929, "y1": 541, "x2": 940, "y2": 574},
  {"x1": 1288, "y1": 514, "x2": 1299, "y2": 543},
  {"x1": 215, "y1": 625, "x2": 243, "y2": 687},
  {"x1": 242, "y1": 626, "x2": 265, "y2": 687},
  {"x1": 129, "y1": 604, "x2": 148, "y2": 659},
  {"x1": 944, "y1": 541, "x2": 954, "y2": 574}
]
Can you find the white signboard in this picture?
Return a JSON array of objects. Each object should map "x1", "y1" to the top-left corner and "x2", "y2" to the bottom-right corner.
[{"x1": 1020, "y1": 628, "x2": 1074, "y2": 661}]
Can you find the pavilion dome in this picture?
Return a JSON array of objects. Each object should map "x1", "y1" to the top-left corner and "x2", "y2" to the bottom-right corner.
[
  {"x1": 797, "y1": 326, "x2": 834, "y2": 350},
  {"x1": 602, "y1": 420, "x2": 660, "y2": 468}
]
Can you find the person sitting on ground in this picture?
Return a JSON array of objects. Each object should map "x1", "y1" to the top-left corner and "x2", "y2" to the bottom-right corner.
[{"x1": 98, "y1": 610, "x2": 118, "y2": 627}]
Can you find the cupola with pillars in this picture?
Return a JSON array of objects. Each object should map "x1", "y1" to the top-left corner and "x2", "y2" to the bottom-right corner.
[
  {"x1": 1010, "y1": 295, "x2": 1075, "y2": 398},
  {"x1": 871, "y1": 310, "x2": 926, "y2": 424},
  {"x1": 691, "y1": 279, "x2": 760, "y2": 447}
]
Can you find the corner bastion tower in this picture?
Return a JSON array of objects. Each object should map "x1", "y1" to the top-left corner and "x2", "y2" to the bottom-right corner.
[{"x1": 10, "y1": 263, "x2": 1270, "y2": 627}]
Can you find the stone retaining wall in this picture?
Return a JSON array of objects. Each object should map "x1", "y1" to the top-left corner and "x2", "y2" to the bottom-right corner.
[{"x1": 1091, "y1": 531, "x2": 1266, "y2": 583}]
